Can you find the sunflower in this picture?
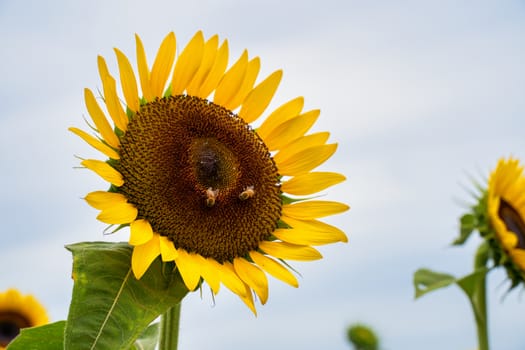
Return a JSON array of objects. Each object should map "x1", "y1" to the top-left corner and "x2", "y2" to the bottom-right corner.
[
  {"x1": 486, "y1": 157, "x2": 525, "y2": 285},
  {"x1": 0, "y1": 289, "x2": 49, "y2": 349},
  {"x1": 71, "y1": 31, "x2": 349, "y2": 313}
]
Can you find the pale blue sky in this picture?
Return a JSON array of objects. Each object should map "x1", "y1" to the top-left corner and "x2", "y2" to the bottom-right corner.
[{"x1": 1, "y1": 1, "x2": 525, "y2": 349}]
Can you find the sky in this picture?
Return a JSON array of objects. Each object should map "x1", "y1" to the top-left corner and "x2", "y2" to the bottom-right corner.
[{"x1": 1, "y1": 0, "x2": 525, "y2": 349}]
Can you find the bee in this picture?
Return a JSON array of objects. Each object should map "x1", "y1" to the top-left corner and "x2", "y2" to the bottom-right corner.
[
  {"x1": 205, "y1": 187, "x2": 219, "y2": 207},
  {"x1": 239, "y1": 185, "x2": 255, "y2": 200}
]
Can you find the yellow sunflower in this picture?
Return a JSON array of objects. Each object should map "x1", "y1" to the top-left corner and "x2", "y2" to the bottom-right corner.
[
  {"x1": 0, "y1": 289, "x2": 49, "y2": 349},
  {"x1": 487, "y1": 157, "x2": 525, "y2": 282},
  {"x1": 71, "y1": 31, "x2": 349, "y2": 313}
]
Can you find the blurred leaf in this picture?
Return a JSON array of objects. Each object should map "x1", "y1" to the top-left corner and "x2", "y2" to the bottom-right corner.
[
  {"x1": 132, "y1": 323, "x2": 159, "y2": 350},
  {"x1": 452, "y1": 214, "x2": 476, "y2": 245},
  {"x1": 413, "y1": 268, "x2": 457, "y2": 299},
  {"x1": 64, "y1": 242, "x2": 188, "y2": 350},
  {"x1": 7, "y1": 321, "x2": 65, "y2": 350}
]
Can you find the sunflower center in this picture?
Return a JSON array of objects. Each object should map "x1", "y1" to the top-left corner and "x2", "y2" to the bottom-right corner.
[
  {"x1": 0, "y1": 312, "x2": 31, "y2": 347},
  {"x1": 499, "y1": 199, "x2": 525, "y2": 249},
  {"x1": 118, "y1": 95, "x2": 282, "y2": 262}
]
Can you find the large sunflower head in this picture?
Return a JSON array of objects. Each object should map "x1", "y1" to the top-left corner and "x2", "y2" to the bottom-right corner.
[
  {"x1": 0, "y1": 289, "x2": 49, "y2": 349},
  {"x1": 71, "y1": 31, "x2": 349, "y2": 313},
  {"x1": 457, "y1": 157, "x2": 525, "y2": 288}
]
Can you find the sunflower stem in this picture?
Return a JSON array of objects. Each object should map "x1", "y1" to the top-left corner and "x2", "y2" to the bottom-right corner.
[
  {"x1": 159, "y1": 303, "x2": 181, "y2": 350},
  {"x1": 473, "y1": 242, "x2": 490, "y2": 350}
]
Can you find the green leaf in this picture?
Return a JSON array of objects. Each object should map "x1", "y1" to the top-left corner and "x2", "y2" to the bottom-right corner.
[
  {"x1": 132, "y1": 323, "x2": 159, "y2": 350},
  {"x1": 413, "y1": 268, "x2": 457, "y2": 299},
  {"x1": 7, "y1": 321, "x2": 65, "y2": 350},
  {"x1": 64, "y1": 241, "x2": 189, "y2": 350},
  {"x1": 452, "y1": 213, "x2": 476, "y2": 245}
]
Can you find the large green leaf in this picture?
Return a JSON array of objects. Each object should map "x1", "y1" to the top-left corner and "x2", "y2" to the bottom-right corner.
[
  {"x1": 64, "y1": 242, "x2": 188, "y2": 350},
  {"x1": 7, "y1": 321, "x2": 65, "y2": 350}
]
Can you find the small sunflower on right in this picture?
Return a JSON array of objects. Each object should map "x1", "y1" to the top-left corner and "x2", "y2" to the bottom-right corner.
[{"x1": 456, "y1": 157, "x2": 525, "y2": 288}]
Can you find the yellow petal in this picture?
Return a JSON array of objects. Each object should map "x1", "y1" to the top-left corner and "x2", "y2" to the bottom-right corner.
[
  {"x1": 249, "y1": 251, "x2": 298, "y2": 287},
  {"x1": 81, "y1": 159, "x2": 124, "y2": 186},
  {"x1": 239, "y1": 70, "x2": 282, "y2": 123},
  {"x1": 237, "y1": 282, "x2": 257, "y2": 316},
  {"x1": 213, "y1": 50, "x2": 248, "y2": 106},
  {"x1": 282, "y1": 200, "x2": 350, "y2": 220},
  {"x1": 135, "y1": 34, "x2": 153, "y2": 101},
  {"x1": 171, "y1": 31, "x2": 205, "y2": 95},
  {"x1": 218, "y1": 262, "x2": 247, "y2": 297},
  {"x1": 150, "y1": 32, "x2": 176, "y2": 97},
  {"x1": 159, "y1": 235, "x2": 178, "y2": 261},
  {"x1": 186, "y1": 35, "x2": 219, "y2": 96},
  {"x1": 200, "y1": 258, "x2": 221, "y2": 294},
  {"x1": 98, "y1": 56, "x2": 128, "y2": 131},
  {"x1": 96, "y1": 202, "x2": 138, "y2": 224},
  {"x1": 233, "y1": 257, "x2": 269, "y2": 304},
  {"x1": 114, "y1": 48, "x2": 140, "y2": 112},
  {"x1": 69, "y1": 127, "x2": 120, "y2": 159},
  {"x1": 175, "y1": 249, "x2": 202, "y2": 291},
  {"x1": 257, "y1": 97, "x2": 304, "y2": 139},
  {"x1": 85, "y1": 191, "x2": 128, "y2": 210},
  {"x1": 224, "y1": 57, "x2": 260, "y2": 111},
  {"x1": 273, "y1": 227, "x2": 347, "y2": 246},
  {"x1": 84, "y1": 88, "x2": 120, "y2": 149},
  {"x1": 129, "y1": 219, "x2": 154, "y2": 246},
  {"x1": 273, "y1": 132, "x2": 330, "y2": 168},
  {"x1": 259, "y1": 241, "x2": 322, "y2": 261},
  {"x1": 197, "y1": 40, "x2": 229, "y2": 99},
  {"x1": 132, "y1": 234, "x2": 161, "y2": 279},
  {"x1": 281, "y1": 215, "x2": 348, "y2": 243},
  {"x1": 264, "y1": 109, "x2": 320, "y2": 151},
  {"x1": 281, "y1": 172, "x2": 346, "y2": 195},
  {"x1": 275, "y1": 143, "x2": 338, "y2": 176}
]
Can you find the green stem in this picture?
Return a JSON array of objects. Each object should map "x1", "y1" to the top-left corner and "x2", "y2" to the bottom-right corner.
[
  {"x1": 159, "y1": 303, "x2": 181, "y2": 350},
  {"x1": 473, "y1": 242, "x2": 489, "y2": 350}
]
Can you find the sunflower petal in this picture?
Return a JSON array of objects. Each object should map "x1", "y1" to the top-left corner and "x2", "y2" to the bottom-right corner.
[
  {"x1": 264, "y1": 109, "x2": 320, "y2": 151},
  {"x1": 197, "y1": 40, "x2": 229, "y2": 99},
  {"x1": 282, "y1": 200, "x2": 350, "y2": 220},
  {"x1": 273, "y1": 228, "x2": 347, "y2": 246},
  {"x1": 150, "y1": 32, "x2": 176, "y2": 97},
  {"x1": 225, "y1": 57, "x2": 260, "y2": 111},
  {"x1": 132, "y1": 234, "x2": 161, "y2": 279},
  {"x1": 237, "y1": 282, "x2": 257, "y2": 315},
  {"x1": 81, "y1": 159, "x2": 124, "y2": 186},
  {"x1": 97, "y1": 202, "x2": 138, "y2": 224},
  {"x1": 135, "y1": 34, "x2": 153, "y2": 101},
  {"x1": 171, "y1": 31, "x2": 205, "y2": 95},
  {"x1": 69, "y1": 127, "x2": 120, "y2": 159},
  {"x1": 275, "y1": 143, "x2": 338, "y2": 176},
  {"x1": 98, "y1": 56, "x2": 128, "y2": 131},
  {"x1": 218, "y1": 262, "x2": 247, "y2": 297},
  {"x1": 186, "y1": 35, "x2": 219, "y2": 96},
  {"x1": 175, "y1": 249, "x2": 202, "y2": 291},
  {"x1": 281, "y1": 215, "x2": 348, "y2": 243},
  {"x1": 85, "y1": 191, "x2": 128, "y2": 210},
  {"x1": 257, "y1": 97, "x2": 304, "y2": 139},
  {"x1": 233, "y1": 257, "x2": 269, "y2": 304},
  {"x1": 114, "y1": 48, "x2": 140, "y2": 112},
  {"x1": 281, "y1": 172, "x2": 346, "y2": 195},
  {"x1": 84, "y1": 88, "x2": 120, "y2": 149},
  {"x1": 213, "y1": 50, "x2": 248, "y2": 106},
  {"x1": 259, "y1": 241, "x2": 322, "y2": 261},
  {"x1": 239, "y1": 70, "x2": 283, "y2": 123},
  {"x1": 199, "y1": 258, "x2": 222, "y2": 294},
  {"x1": 159, "y1": 235, "x2": 178, "y2": 261},
  {"x1": 129, "y1": 219, "x2": 154, "y2": 246},
  {"x1": 249, "y1": 251, "x2": 299, "y2": 287}
]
